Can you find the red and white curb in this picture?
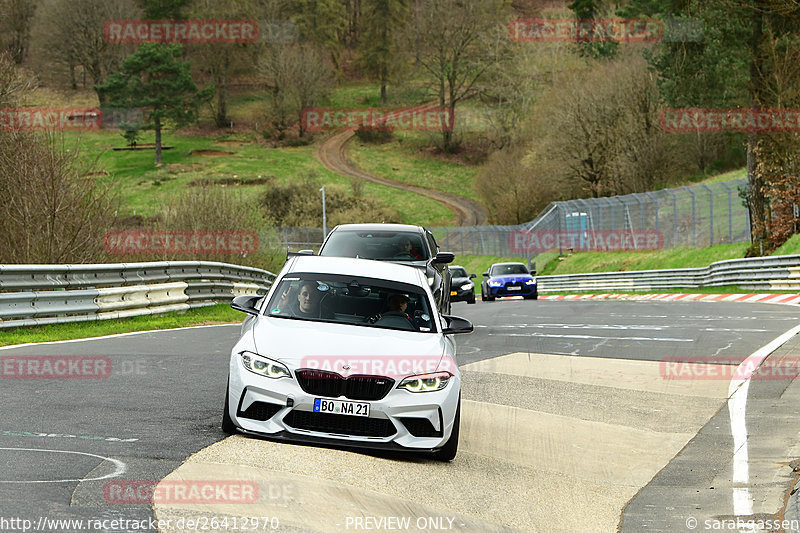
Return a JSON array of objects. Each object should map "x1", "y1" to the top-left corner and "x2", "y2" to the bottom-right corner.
[{"x1": 539, "y1": 293, "x2": 800, "y2": 306}]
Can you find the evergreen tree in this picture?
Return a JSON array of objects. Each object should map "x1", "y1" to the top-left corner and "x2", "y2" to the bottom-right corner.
[{"x1": 96, "y1": 43, "x2": 213, "y2": 165}]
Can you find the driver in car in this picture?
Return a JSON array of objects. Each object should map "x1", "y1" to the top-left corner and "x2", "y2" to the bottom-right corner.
[
  {"x1": 385, "y1": 293, "x2": 410, "y2": 317},
  {"x1": 395, "y1": 237, "x2": 423, "y2": 259}
]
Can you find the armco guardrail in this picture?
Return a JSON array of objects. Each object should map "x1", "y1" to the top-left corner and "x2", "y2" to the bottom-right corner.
[
  {"x1": 537, "y1": 254, "x2": 800, "y2": 293},
  {"x1": 0, "y1": 261, "x2": 276, "y2": 329}
]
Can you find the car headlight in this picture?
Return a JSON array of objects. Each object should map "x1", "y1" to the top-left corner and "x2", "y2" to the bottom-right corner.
[
  {"x1": 525, "y1": 279, "x2": 537, "y2": 285},
  {"x1": 240, "y1": 351, "x2": 291, "y2": 379},
  {"x1": 398, "y1": 371, "x2": 452, "y2": 392},
  {"x1": 488, "y1": 280, "x2": 503, "y2": 287},
  {"x1": 460, "y1": 283, "x2": 473, "y2": 291}
]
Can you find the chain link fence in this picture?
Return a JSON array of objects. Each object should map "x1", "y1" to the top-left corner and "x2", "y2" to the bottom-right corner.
[{"x1": 269, "y1": 178, "x2": 751, "y2": 259}]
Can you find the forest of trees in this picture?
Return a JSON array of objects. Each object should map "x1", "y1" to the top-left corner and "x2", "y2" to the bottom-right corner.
[{"x1": 0, "y1": 0, "x2": 799, "y2": 257}]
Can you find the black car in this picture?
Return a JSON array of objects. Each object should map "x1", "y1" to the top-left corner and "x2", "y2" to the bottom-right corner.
[
  {"x1": 318, "y1": 224, "x2": 455, "y2": 314},
  {"x1": 448, "y1": 265, "x2": 476, "y2": 304}
]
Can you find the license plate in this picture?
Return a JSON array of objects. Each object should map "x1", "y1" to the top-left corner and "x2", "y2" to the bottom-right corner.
[
  {"x1": 313, "y1": 398, "x2": 370, "y2": 417},
  {"x1": 450, "y1": 290, "x2": 457, "y2": 296},
  {"x1": 507, "y1": 286, "x2": 521, "y2": 291}
]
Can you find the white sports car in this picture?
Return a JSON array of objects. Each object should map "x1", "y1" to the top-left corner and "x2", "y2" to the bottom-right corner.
[{"x1": 223, "y1": 256, "x2": 472, "y2": 461}]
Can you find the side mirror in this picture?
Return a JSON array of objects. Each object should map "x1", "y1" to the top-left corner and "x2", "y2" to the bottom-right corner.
[
  {"x1": 231, "y1": 295, "x2": 261, "y2": 316},
  {"x1": 482, "y1": 272, "x2": 489, "y2": 277},
  {"x1": 441, "y1": 315, "x2": 473, "y2": 335},
  {"x1": 469, "y1": 273, "x2": 476, "y2": 279},
  {"x1": 432, "y1": 252, "x2": 455, "y2": 264}
]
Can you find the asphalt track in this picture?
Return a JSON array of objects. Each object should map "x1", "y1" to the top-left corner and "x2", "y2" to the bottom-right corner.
[{"x1": 1, "y1": 299, "x2": 799, "y2": 532}]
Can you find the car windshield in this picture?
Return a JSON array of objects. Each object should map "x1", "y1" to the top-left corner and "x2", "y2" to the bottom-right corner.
[
  {"x1": 450, "y1": 267, "x2": 468, "y2": 277},
  {"x1": 319, "y1": 231, "x2": 429, "y2": 261},
  {"x1": 491, "y1": 264, "x2": 528, "y2": 276},
  {"x1": 265, "y1": 273, "x2": 436, "y2": 332}
]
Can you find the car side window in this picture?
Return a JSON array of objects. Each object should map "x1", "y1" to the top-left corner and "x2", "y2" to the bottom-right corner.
[{"x1": 425, "y1": 232, "x2": 438, "y2": 257}]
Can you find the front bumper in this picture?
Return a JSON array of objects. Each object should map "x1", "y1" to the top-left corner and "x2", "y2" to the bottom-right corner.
[
  {"x1": 486, "y1": 283, "x2": 537, "y2": 298},
  {"x1": 227, "y1": 357, "x2": 461, "y2": 451},
  {"x1": 449, "y1": 286, "x2": 475, "y2": 302}
]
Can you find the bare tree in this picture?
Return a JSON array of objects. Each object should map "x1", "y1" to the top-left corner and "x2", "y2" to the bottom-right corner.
[
  {"x1": 476, "y1": 145, "x2": 562, "y2": 224},
  {"x1": 0, "y1": 0, "x2": 38, "y2": 63},
  {"x1": 260, "y1": 41, "x2": 334, "y2": 138},
  {"x1": 407, "y1": 0, "x2": 506, "y2": 151},
  {"x1": 529, "y1": 56, "x2": 676, "y2": 198},
  {"x1": 0, "y1": 51, "x2": 35, "y2": 106},
  {"x1": 35, "y1": 0, "x2": 138, "y2": 90},
  {"x1": 0, "y1": 131, "x2": 117, "y2": 263},
  {"x1": 188, "y1": 0, "x2": 264, "y2": 128}
]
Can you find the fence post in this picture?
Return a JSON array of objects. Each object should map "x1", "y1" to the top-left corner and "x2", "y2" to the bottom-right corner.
[
  {"x1": 720, "y1": 181, "x2": 733, "y2": 242},
  {"x1": 666, "y1": 189, "x2": 678, "y2": 247},
  {"x1": 680, "y1": 186, "x2": 697, "y2": 246},
  {"x1": 700, "y1": 184, "x2": 714, "y2": 246},
  {"x1": 645, "y1": 191, "x2": 659, "y2": 233}
]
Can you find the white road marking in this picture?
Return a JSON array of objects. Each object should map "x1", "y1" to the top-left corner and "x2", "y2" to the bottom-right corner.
[
  {"x1": 476, "y1": 324, "x2": 767, "y2": 332},
  {"x1": 477, "y1": 324, "x2": 669, "y2": 331},
  {"x1": 487, "y1": 333, "x2": 693, "y2": 342},
  {"x1": 0, "y1": 447, "x2": 126, "y2": 483},
  {"x1": 0, "y1": 324, "x2": 240, "y2": 351},
  {"x1": 727, "y1": 324, "x2": 800, "y2": 518},
  {"x1": 1, "y1": 430, "x2": 137, "y2": 442}
]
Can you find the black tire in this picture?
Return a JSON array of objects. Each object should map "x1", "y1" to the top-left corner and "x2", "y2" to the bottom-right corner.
[
  {"x1": 480, "y1": 288, "x2": 487, "y2": 302},
  {"x1": 432, "y1": 395, "x2": 460, "y2": 462},
  {"x1": 468, "y1": 294, "x2": 476, "y2": 304},
  {"x1": 222, "y1": 380, "x2": 237, "y2": 434}
]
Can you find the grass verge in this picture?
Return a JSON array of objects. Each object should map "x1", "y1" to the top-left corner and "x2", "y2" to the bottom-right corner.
[
  {"x1": 538, "y1": 243, "x2": 751, "y2": 276},
  {"x1": 0, "y1": 304, "x2": 243, "y2": 347}
]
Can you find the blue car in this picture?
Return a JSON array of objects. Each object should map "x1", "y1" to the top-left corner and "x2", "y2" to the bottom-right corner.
[{"x1": 481, "y1": 262, "x2": 538, "y2": 301}]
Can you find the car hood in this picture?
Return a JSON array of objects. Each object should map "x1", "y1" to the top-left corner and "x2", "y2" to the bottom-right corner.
[
  {"x1": 489, "y1": 274, "x2": 535, "y2": 283},
  {"x1": 383, "y1": 258, "x2": 429, "y2": 269},
  {"x1": 451, "y1": 276, "x2": 472, "y2": 284},
  {"x1": 251, "y1": 317, "x2": 449, "y2": 372}
]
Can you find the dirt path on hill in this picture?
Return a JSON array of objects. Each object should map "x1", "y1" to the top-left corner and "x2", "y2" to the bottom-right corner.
[{"x1": 315, "y1": 129, "x2": 488, "y2": 226}]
